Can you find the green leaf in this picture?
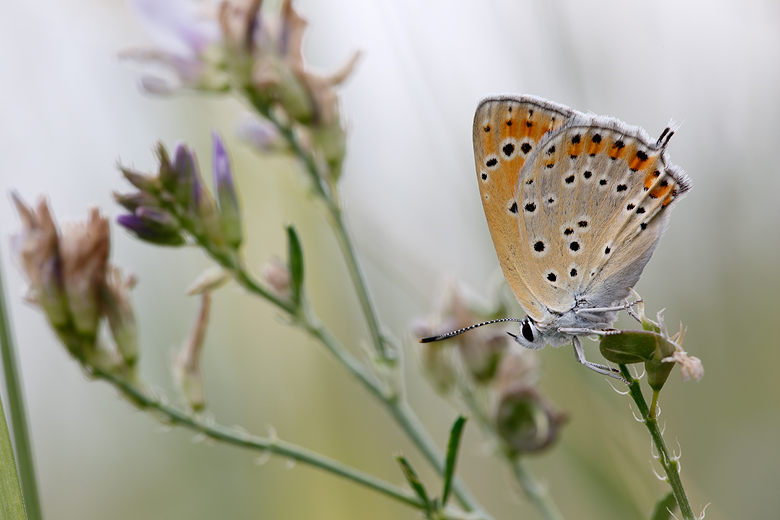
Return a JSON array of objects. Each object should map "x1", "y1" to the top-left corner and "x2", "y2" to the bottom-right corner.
[
  {"x1": 599, "y1": 330, "x2": 676, "y2": 364},
  {"x1": 286, "y1": 225, "x2": 304, "y2": 306},
  {"x1": 649, "y1": 491, "x2": 678, "y2": 520},
  {"x1": 395, "y1": 453, "x2": 431, "y2": 514},
  {"x1": 600, "y1": 330, "x2": 660, "y2": 364},
  {"x1": 442, "y1": 415, "x2": 467, "y2": 506},
  {"x1": 601, "y1": 330, "x2": 678, "y2": 391},
  {"x1": 0, "y1": 394, "x2": 28, "y2": 520}
]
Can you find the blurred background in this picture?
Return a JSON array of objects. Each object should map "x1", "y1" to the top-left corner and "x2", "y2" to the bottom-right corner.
[{"x1": 1, "y1": 0, "x2": 779, "y2": 519}]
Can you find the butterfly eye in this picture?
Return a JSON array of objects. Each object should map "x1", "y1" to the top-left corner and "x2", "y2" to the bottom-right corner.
[{"x1": 521, "y1": 320, "x2": 534, "y2": 342}]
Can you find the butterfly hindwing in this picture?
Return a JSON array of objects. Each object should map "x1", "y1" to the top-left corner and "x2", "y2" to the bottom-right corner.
[
  {"x1": 473, "y1": 95, "x2": 574, "y2": 320},
  {"x1": 515, "y1": 119, "x2": 691, "y2": 312}
]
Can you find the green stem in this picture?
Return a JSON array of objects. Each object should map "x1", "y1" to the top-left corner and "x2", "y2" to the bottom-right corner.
[
  {"x1": 326, "y1": 203, "x2": 389, "y2": 361},
  {"x1": 242, "y1": 88, "x2": 389, "y2": 361},
  {"x1": 92, "y1": 368, "x2": 423, "y2": 509},
  {"x1": 238, "y1": 87, "x2": 490, "y2": 517},
  {"x1": 230, "y1": 267, "x2": 491, "y2": 517},
  {"x1": 458, "y1": 382, "x2": 566, "y2": 520},
  {"x1": 619, "y1": 365, "x2": 694, "y2": 520},
  {"x1": 386, "y1": 400, "x2": 493, "y2": 520},
  {"x1": 511, "y1": 459, "x2": 566, "y2": 520},
  {"x1": 0, "y1": 250, "x2": 42, "y2": 520},
  {"x1": 0, "y1": 390, "x2": 27, "y2": 519}
]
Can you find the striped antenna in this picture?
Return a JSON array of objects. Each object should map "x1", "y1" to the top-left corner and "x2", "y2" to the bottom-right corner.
[{"x1": 419, "y1": 318, "x2": 523, "y2": 343}]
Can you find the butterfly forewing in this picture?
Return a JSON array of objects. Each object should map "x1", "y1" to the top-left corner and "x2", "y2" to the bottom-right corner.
[{"x1": 473, "y1": 95, "x2": 574, "y2": 320}]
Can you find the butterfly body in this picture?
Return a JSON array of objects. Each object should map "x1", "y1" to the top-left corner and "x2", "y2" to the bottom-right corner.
[{"x1": 473, "y1": 94, "x2": 691, "y2": 363}]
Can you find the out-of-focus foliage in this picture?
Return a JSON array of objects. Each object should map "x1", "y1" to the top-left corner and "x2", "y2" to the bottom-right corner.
[{"x1": 1, "y1": 1, "x2": 778, "y2": 519}]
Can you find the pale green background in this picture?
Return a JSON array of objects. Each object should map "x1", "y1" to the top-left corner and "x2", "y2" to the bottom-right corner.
[{"x1": 1, "y1": 0, "x2": 779, "y2": 519}]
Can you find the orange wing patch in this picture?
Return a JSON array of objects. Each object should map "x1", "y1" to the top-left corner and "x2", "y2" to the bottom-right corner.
[{"x1": 473, "y1": 96, "x2": 573, "y2": 319}]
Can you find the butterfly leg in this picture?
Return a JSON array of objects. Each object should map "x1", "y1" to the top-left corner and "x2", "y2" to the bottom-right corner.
[
  {"x1": 574, "y1": 298, "x2": 642, "y2": 317},
  {"x1": 572, "y1": 336, "x2": 627, "y2": 383}
]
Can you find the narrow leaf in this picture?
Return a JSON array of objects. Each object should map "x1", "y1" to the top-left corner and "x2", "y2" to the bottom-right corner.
[
  {"x1": 650, "y1": 491, "x2": 678, "y2": 520},
  {"x1": 395, "y1": 453, "x2": 431, "y2": 513},
  {"x1": 442, "y1": 415, "x2": 467, "y2": 505},
  {"x1": 286, "y1": 225, "x2": 304, "y2": 306},
  {"x1": 0, "y1": 395, "x2": 28, "y2": 519}
]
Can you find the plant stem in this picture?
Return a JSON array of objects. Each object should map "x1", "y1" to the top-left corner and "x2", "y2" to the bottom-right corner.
[
  {"x1": 511, "y1": 459, "x2": 566, "y2": 520},
  {"x1": 92, "y1": 368, "x2": 424, "y2": 509},
  {"x1": 386, "y1": 400, "x2": 494, "y2": 520},
  {"x1": 0, "y1": 389, "x2": 27, "y2": 520},
  {"x1": 619, "y1": 365, "x2": 695, "y2": 520},
  {"x1": 301, "y1": 300, "x2": 492, "y2": 518},
  {"x1": 202, "y1": 265, "x2": 494, "y2": 518},
  {"x1": 242, "y1": 89, "x2": 389, "y2": 361},
  {"x1": 326, "y1": 202, "x2": 389, "y2": 361},
  {"x1": 458, "y1": 382, "x2": 566, "y2": 520},
  {"x1": 0, "y1": 250, "x2": 42, "y2": 520},
  {"x1": 239, "y1": 88, "x2": 491, "y2": 517}
]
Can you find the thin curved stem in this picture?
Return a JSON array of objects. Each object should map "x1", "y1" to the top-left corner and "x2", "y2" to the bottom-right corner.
[
  {"x1": 326, "y1": 203, "x2": 389, "y2": 361},
  {"x1": 510, "y1": 459, "x2": 566, "y2": 520},
  {"x1": 92, "y1": 368, "x2": 423, "y2": 509},
  {"x1": 458, "y1": 379, "x2": 566, "y2": 520},
  {"x1": 0, "y1": 249, "x2": 42, "y2": 520},
  {"x1": 230, "y1": 264, "x2": 492, "y2": 518},
  {"x1": 619, "y1": 365, "x2": 694, "y2": 520},
  {"x1": 242, "y1": 88, "x2": 388, "y2": 361},
  {"x1": 385, "y1": 400, "x2": 493, "y2": 520},
  {"x1": 237, "y1": 87, "x2": 491, "y2": 517}
]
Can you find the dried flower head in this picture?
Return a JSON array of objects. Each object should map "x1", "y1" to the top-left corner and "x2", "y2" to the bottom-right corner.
[
  {"x1": 58, "y1": 208, "x2": 111, "y2": 337},
  {"x1": 10, "y1": 193, "x2": 69, "y2": 328},
  {"x1": 12, "y1": 193, "x2": 140, "y2": 373},
  {"x1": 173, "y1": 292, "x2": 212, "y2": 411}
]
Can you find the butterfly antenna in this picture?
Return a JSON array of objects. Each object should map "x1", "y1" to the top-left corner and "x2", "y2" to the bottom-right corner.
[{"x1": 419, "y1": 318, "x2": 523, "y2": 343}]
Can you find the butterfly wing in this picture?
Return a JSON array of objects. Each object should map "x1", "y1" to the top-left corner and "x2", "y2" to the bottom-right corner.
[
  {"x1": 514, "y1": 118, "x2": 691, "y2": 313},
  {"x1": 473, "y1": 95, "x2": 575, "y2": 320},
  {"x1": 576, "y1": 122, "x2": 691, "y2": 307}
]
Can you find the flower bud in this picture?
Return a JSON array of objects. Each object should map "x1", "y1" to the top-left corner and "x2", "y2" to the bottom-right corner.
[
  {"x1": 155, "y1": 141, "x2": 177, "y2": 192},
  {"x1": 113, "y1": 191, "x2": 159, "y2": 213},
  {"x1": 493, "y1": 386, "x2": 568, "y2": 455},
  {"x1": 186, "y1": 266, "x2": 231, "y2": 295},
  {"x1": 599, "y1": 329, "x2": 675, "y2": 365},
  {"x1": 311, "y1": 121, "x2": 347, "y2": 180},
  {"x1": 236, "y1": 114, "x2": 286, "y2": 153},
  {"x1": 260, "y1": 256, "x2": 291, "y2": 297},
  {"x1": 172, "y1": 143, "x2": 198, "y2": 207},
  {"x1": 212, "y1": 132, "x2": 243, "y2": 249},
  {"x1": 117, "y1": 214, "x2": 185, "y2": 246},
  {"x1": 189, "y1": 173, "x2": 224, "y2": 248},
  {"x1": 102, "y1": 266, "x2": 139, "y2": 366},
  {"x1": 172, "y1": 293, "x2": 211, "y2": 411},
  {"x1": 120, "y1": 167, "x2": 160, "y2": 194},
  {"x1": 135, "y1": 207, "x2": 178, "y2": 229}
]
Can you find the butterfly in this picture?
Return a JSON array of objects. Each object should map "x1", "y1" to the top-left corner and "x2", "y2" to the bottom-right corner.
[{"x1": 422, "y1": 94, "x2": 691, "y2": 381}]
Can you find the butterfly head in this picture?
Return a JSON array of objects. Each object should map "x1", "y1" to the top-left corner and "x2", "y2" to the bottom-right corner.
[{"x1": 511, "y1": 316, "x2": 546, "y2": 350}]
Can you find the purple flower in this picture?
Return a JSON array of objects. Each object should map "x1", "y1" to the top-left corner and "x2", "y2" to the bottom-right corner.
[
  {"x1": 172, "y1": 142, "x2": 199, "y2": 206},
  {"x1": 117, "y1": 213, "x2": 184, "y2": 246},
  {"x1": 236, "y1": 114, "x2": 285, "y2": 152},
  {"x1": 212, "y1": 132, "x2": 243, "y2": 248},
  {"x1": 122, "y1": 0, "x2": 226, "y2": 93}
]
